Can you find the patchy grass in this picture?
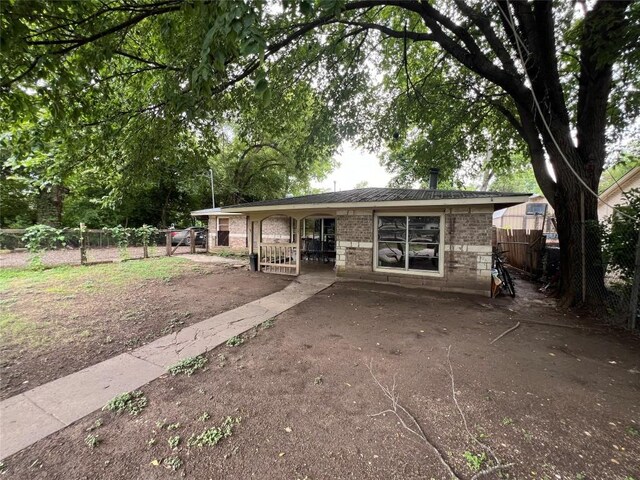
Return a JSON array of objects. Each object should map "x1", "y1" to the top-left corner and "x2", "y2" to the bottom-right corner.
[
  {"x1": 0, "y1": 257, "x2": 198, "y2": 349},
  {"x1": 0, "y1": 311, "x2": 52, "y2": 347},
  {"x1": 208, "y1": 248, "x2": 248, "y2": 260},
  {"x1": 0, "y1": 257, "x2": 193, "y2": 294}
]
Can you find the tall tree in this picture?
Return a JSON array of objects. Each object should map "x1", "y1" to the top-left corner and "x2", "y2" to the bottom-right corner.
[{"x1": 2, "y1": 1, "x2": 638, "y2": 304}]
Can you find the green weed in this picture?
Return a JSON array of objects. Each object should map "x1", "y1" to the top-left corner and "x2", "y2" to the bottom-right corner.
[
  {"x1": 226, "y1": 335, "x2": 244, "y2": 347},
  {"x1": 260, "y1": 318, "x2": 274, "y2": 329},
  {"x1": 85, "y1": 434, "x2": 100, "y2": 448},
  {"x1": 102, "y1": 390, "x2": 147, "y2": 416},
  {"x1": 197, "y1": 412, "x2": 210, "y2": 422},
  {"x1": 168, "y1": 435, "x2": 180, "y2": 448},
  {"x1": 167, "y1": 422, "x2": 181, "y2": 431},
  {"x1": 188, "y1": 417, "x2": 241, "y2": 448},
  {"x1": 626, "y1": 425, "x2": 639, "y2": 437},
  {"x1": 462, "y1": 451, "x2": 486, "y2": 472},
  {"x1": 162, "y1": 455, "x2": 183, "y2": 471},
  {"x1": 501, "y1": 417, "x2": 513, "y2": 426},
  {"x1": 167, "y1": 355, "x2": 208, "y2": 376},
  {"x1": 86, "y1": 418, "x2": 103, "y2": 432}
]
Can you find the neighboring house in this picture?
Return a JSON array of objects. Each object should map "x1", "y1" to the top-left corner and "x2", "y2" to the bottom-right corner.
[
  {"x1": 492, "y1": 194, "x2": 557, "y2": 241},
  {"x1": 598, "y1": 166, "x2": 640, "y2": 220},
  {"x1": 219, "y1": 187, "x2": 529, "y2": 297}
]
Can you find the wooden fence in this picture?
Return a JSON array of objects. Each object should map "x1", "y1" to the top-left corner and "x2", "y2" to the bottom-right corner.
[{"x1": 494, "y1": 228, "x2": 546, "y2": 274}]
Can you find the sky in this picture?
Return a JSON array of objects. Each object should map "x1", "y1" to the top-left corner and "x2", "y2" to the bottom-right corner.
[{"x1": 312, "y1": 141, "x2": 392, "y2": 192}]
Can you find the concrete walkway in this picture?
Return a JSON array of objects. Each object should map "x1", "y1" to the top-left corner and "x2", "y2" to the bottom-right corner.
[{"x1": 0, "y1": 272, "x2": 335, "y2": 459}]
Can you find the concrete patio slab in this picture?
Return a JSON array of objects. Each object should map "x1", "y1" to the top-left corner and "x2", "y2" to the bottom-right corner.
[{"x1": 0, "y1": 272, "x2": 335, "y2": 460}]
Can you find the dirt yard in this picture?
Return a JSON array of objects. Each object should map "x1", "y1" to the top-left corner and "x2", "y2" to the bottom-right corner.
[
  {"x1": 0, "y1": 257, "x2": 291, "y2": 400},
  {"x1": 3, "y1": 278, "x2": 639, "y2": 479}
]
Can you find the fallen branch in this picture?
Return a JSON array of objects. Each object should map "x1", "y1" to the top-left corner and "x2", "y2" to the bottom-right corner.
[
  {"x1": 446, "y1": 346, "x2": 514, "y2": 478},
  {"x1": 470, "y1": 462, "x2": 515, "y2": 480},
  {"x1": 489, "y1": 321, "x2": 521, "y2": 344},
  {"x1": 368, "y1": 361, "x2": 460, "y2": 479}
]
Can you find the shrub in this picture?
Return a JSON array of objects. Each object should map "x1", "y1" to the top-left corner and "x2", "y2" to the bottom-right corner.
[
  {"x1": 22, "y1": 224, "x2": 65, "y2": 269},
  {"x1": 602, "y1": 188, "x2": 640, "y2": 287}
]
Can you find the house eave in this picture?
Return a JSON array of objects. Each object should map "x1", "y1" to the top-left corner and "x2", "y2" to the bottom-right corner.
[{"x1": 221, "y1": 195, "x2": 532, "y2": 214}]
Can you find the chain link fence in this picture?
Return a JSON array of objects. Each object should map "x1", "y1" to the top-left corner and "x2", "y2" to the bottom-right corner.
[
  {"x1": 572, "y1": 218, "x2": 640, "y2": 331},
  {"x1": 0, "y1": 227, "x2": 207, "y2": 269}
]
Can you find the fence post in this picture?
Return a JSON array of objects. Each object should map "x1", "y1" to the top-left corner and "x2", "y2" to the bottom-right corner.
[
  {"x1": 190, "y1": 229, "x2": 196, "y2": 254},
  {"x1": 629, "y1": 228, "x2": 640, "y2": 331},
  {"x1": 166, "y1": 231, "x2": 171, "y2": 257},
  {"x1": 143, "y1": 240, "x2": 149, "y2": 259},
  {"x1": 80, "y1": 223, "x2": 87, "y2": 265}
]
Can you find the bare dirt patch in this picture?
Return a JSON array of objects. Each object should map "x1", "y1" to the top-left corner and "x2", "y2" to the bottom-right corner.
[
  {"x1": 3, "y1": 279, "x2": 640, "y2": 479},
  {"x1": 0, "y1": 258, "x2": 290, "y2": 400}
]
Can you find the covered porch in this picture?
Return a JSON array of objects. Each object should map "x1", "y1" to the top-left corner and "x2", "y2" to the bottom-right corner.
[{"x1": 248, "y1": 211, "x2": 336, "y2": 276}]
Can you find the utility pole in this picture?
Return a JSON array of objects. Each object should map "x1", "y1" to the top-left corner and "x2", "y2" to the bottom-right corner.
[
  {"x1": 333, "y1": 180, "x2": 336, "y2": 192},
  {"x1": 210, "y1": 169, "x2": 215, "y2": 209}
]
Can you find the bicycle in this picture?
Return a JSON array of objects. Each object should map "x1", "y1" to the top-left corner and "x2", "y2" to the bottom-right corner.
[{"x1": 492, "y1": 250, "x2": 516, "y2": 298}]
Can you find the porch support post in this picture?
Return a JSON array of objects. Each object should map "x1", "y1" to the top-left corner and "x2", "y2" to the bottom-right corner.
[
  {"x1": 248, "y1": 217, "x2": 254, "y2": 255},
  {"x1": 295, "y1": 216, "x2": 301, "y2": 276},
  {"x1": 258, "y1": 219, "x2": 262, "y2": 271}
]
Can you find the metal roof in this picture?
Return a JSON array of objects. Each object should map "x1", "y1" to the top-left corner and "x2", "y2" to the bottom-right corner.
[
  {"x1": 221, "y1": 188, "x2": 531, "y2": 210},
  {"x1": 190, "y1": 207, "x2": 242, "y2": 217}
]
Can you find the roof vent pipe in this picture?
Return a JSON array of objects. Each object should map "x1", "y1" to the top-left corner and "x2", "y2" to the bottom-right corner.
[{"x1": 428, "y1": 168, "x2": 439, "y2": 189}]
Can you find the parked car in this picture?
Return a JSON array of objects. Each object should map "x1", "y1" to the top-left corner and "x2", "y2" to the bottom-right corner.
[{"x1": 170, "y1": 227, "x2": 207, "y2": 246}]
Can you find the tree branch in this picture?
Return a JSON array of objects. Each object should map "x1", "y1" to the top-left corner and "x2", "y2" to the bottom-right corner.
[{"x1": 113, "y1": 49, "x2": 181, "y2": 71}]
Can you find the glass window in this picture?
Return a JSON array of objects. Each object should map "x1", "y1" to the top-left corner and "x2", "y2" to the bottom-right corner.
[{"x1": 377, "y1": 215, "x2": 440, "y2": 272}]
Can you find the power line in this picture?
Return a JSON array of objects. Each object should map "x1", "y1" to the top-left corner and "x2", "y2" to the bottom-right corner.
[{"x1": 500, "y1": 4, "x2": 636, "y2": 222}]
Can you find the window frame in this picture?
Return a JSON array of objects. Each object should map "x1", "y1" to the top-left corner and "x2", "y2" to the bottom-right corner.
[{"x1": 373, "y1": 212, "x2": 445, "y2": 277}]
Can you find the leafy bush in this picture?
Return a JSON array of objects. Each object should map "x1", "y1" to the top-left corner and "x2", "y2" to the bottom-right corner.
[
  {"x1": 168, "y1": 355, "x2": 208, "y2": 376},
  {"x1": 21, "y1": 225, "x2": 66, "y2": 269},
  {"x1": 103, "y1": 225, "x2": 132, "y2": 259},
  {"x1": 602, "y1": 188, "x2": 640, "y2": 287},
  {"x1": 136, "y1": 224, "x2": 158, "y2": 245}
]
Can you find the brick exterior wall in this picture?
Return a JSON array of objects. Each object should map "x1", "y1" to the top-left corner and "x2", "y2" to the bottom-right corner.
[
  {"x1": 261, "y1": 215, "x2": 291, "y2": 243},
  {"x1": 335, "y1": 207, "x2": 493, "y2": 296},
  {"x1": 226, "y1": 216, "x2": 246, "y2": 248},
  {"x1": 207, "y1": 216, "x2": 217, "y2": 249},
  {"x1": 335, "y1": 210, "x2": 374, "y2": 272},
  {"x1": 206, "y1": 214, "x2": 291, "y2": 251}
]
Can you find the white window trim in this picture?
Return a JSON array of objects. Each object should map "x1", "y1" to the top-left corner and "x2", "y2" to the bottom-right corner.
[{"x1": 373, "y1": 212, "x2": 445, "y2": 278}]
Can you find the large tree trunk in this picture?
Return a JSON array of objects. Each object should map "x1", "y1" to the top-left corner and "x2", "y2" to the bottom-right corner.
[{"x1": 550, "y1": 149, "x2": 607, "y2": 307}]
